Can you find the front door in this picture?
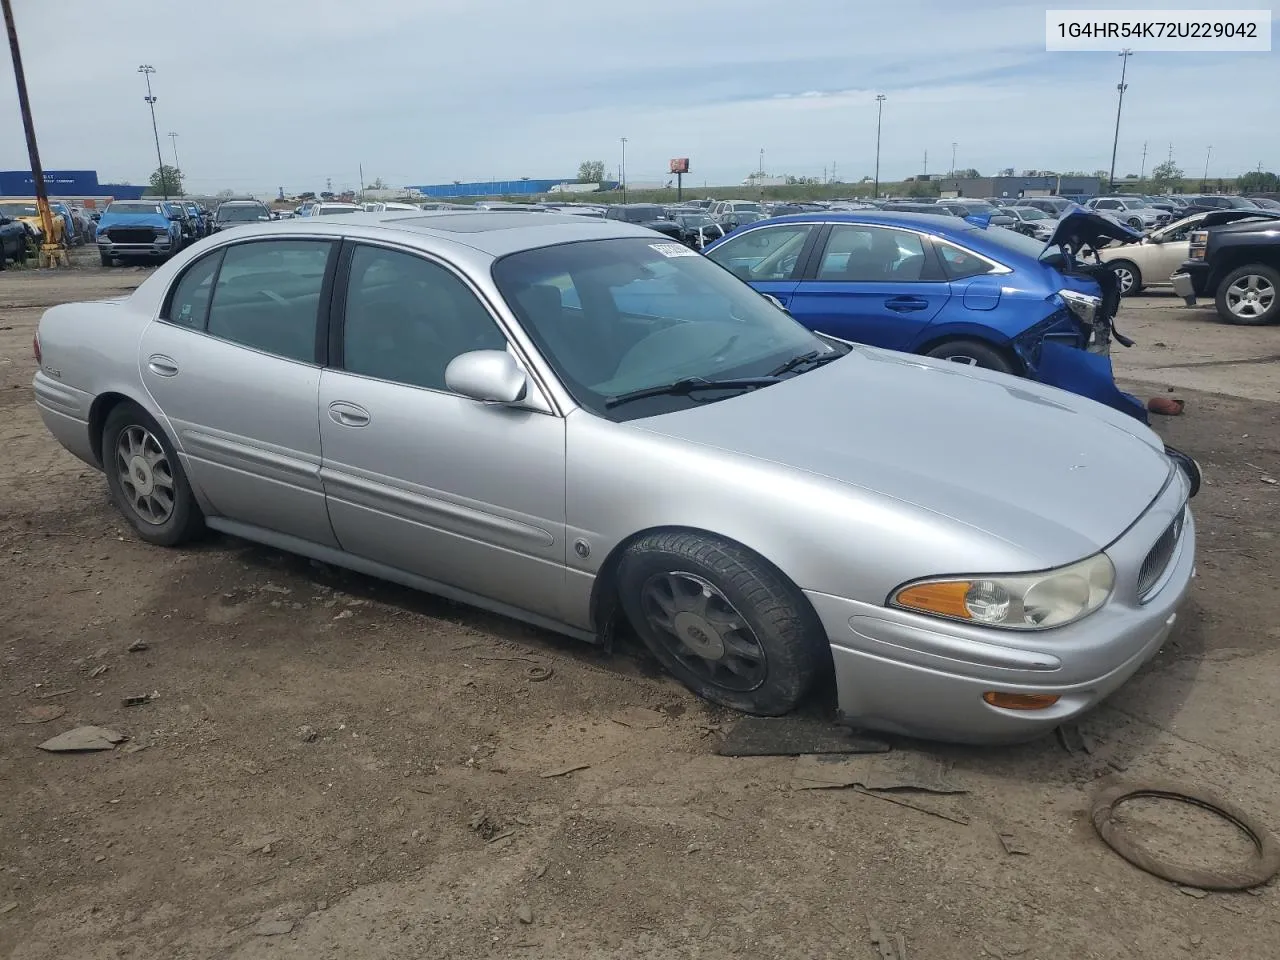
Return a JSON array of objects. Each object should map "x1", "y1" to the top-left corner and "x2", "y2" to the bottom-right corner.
[
  {"x1": 785, "y1": 223, "x2": 950, "y2": 351},
  {"x1": 139, "y1": 237, "x2": 339, "y2": 546},
  {"x1": 317, "y1": 241, "x2": 569, "y2": 620},
  {"x1": 703, "y1": 222, "x2": 820, "y2": 308}
]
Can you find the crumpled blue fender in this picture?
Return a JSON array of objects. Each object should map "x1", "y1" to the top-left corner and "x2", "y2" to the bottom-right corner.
[{"x1": 1036, "y1": 340, "x2": 1149, "y2": 424}]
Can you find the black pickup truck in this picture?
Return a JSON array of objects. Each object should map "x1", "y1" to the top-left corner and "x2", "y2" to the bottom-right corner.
[{"x1": 1171, "y1": 213, "x2": 1280, "y2": 325}]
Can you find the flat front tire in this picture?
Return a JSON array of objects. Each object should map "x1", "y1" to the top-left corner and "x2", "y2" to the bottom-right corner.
[
  {"x1": 616, "y1": 531, "x2": 829, "y2": 716},
  {"x1": 102, "y1": 402, "x2": 204, "y2": 546}
]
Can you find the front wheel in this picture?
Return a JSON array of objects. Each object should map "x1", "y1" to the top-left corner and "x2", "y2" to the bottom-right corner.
[
  {"x1": 1109, "y1": 259, "x2": 1143, "y2": 296},
  {"x1": 99, "y1": 250, "x2": 113, "y2": 267},
  {"x1": 922, "y1": 337, "x2": 1016, "y2": 374},
  {"x1": 1127, "y1": 217, "x2": 1144, "y2": 230},
  {"x1": 102, "y1": 402, "x2": 205, "y2": 546},
  {"x1": 1215, "y1": 265, "x2": 1280, "y2": 325},
  {"x1": 615, "y1": 531, "x2": 829, "y2": 716}
]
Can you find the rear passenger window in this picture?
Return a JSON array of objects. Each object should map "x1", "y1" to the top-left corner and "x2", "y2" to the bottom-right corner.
[
  {"x1": 165, "y1": 251, "x2": 222, "y2": 329},
  {"x1": 935, "y1": 241, "x2": 998, "y2": 281},
  {"x1": 205, "y1": 240, "x2": 333, "y2": 363}
]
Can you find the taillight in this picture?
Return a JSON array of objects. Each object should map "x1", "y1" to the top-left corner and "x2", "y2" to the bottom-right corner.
[{"x1": 32, "y1": 332, "x2": 42, "y2": 365}]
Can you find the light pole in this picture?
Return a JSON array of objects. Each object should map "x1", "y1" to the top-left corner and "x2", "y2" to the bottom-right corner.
[
  {"x1": 138, "y1": 65, "x2": 167, "y2": 198},
  {"x1": 950, "y1": 141, "x2": 957, "y2": 177},
  {"x1": 620, "y1": 137, "x2": 627, "y2": 203},
  {"x1": 872, "y1": 94, "x2": 885, "y2": 199},
  {"x1": 1107, "y1": 49, "x2": 1132, "y2": 193},
  {"x1": 758, "y1": 147, "x2": 764, "y2": 176},
  {"x1": 167, "y1": 131, "x2": 181, "y2": 177},
  {"x1": 1202, "y1": 145, "x2": 1212, "y2": 190}
]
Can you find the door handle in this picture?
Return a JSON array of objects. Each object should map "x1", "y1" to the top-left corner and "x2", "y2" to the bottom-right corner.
[
  {"x1": 328, "y1": 401, "x2": 370, "y2": 427},
  {"x1": 884, "y1": 297, "x2": 930, "y2": 312},
  {"x1": 147, "y1": 354, "x2": 179, "y2": 377}
]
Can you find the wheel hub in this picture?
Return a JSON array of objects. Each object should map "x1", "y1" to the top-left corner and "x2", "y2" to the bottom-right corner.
[
  {"x1": 672, "y1": 611, "x2": 726, "y2": 659},
  {"x1": 129, "y1": 456, "x2": 154, "y2": 496}
]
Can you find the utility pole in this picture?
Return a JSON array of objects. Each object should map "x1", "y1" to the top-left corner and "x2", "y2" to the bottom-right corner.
[
  {"x1": 359, "y1": 163, "x2": 365, "y2": 201},
  {"x1": 2, "y1": 0, "x2": 57, "y2": 256},
  {"x1": 1139, "y1": 140, "x2": 1147, "y2": 181},
  {"x1": 1107, "y1": 48, "x2": 1132, "y2": 193},
  {"x1": 167, "y1": 131, "x2": 181, "y2": 176},
  {"x1": 620, "y1": 137, "x2": 627, "y2": 203},
  {"x1": 138, "y1": 65, "x2": 168, "y2": 198},
  {"x1": 873, "y1": 94, "x2": 886, "y2": 199},
  {"x1": 832, "y1": 160, "x2": 837, "y2": 183},
  {"x1": 950, "y1": 141, "x2": 957, "y2": 177},
  {"x1": 922, "y1": 149, "x2": 928, "y2": 178},
  {"x1": 758, "y1": 147, "x2": 764, "y2": 176},
  {"x1": 1202, "y1": 145, "x2": 1212, "y2": 190}
]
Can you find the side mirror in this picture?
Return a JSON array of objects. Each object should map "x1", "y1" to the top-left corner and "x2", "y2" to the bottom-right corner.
[{"x1": 445, "y1": 350, "x2": 528, "y2": 404}]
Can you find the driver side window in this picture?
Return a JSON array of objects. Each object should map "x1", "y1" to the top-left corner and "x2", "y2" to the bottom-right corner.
[{"x1": 705, "y1": 225, "x2": 814, "y2": 281}]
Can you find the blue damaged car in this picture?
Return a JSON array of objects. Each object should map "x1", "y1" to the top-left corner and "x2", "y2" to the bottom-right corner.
[
  {"x1": 95, "y1": 199, "x2": 186, "y2": 267},
  {"x1": 703, "y1": 209, "x2": 1149, "y2": 422}
]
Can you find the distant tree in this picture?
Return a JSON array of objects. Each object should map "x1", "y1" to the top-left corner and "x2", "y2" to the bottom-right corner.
[
  {"x1": 1149, "y1": 160, "x2": 1184, "y2": 191},
  {"x1": 577, "y1": 160, "x2": 605, "y2": 183},
  {"x1": 368, "y1": 177, "x2": 388, "y2": 190},
  {"x1": 1092, "y1": 169, "x2": 1110, "y2": 180},
  {"x1": 955, "y1": 168, "x2": 981, "y2": 179},
  {"x1": 215, "y1": 188, "x2": 235, "y2": 199},
  {"x1": 998, "y1": 167, "x2": 1015, "y2": 177},
  {"x1": 149, "y1": 165, "x2": 184, "y2": 196},
  {"x1": 1239, "y1": 170, "x2": 1279, "y2": 192}
]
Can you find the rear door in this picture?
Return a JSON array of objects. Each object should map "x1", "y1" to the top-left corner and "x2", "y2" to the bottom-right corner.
[
  {"x1": 139, "y1": 237, "x2": 339, "y2": 545},
  {"x1": 783, "y1": 223, "x2": 950, "y2": 351},
  {"x1": 703, "y1": 222, "x2": 821, "y2": 307}
]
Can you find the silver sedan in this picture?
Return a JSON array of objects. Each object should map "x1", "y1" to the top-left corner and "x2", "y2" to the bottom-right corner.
[{"x1": 32, "y1": 212, "x2": 1197, "y2": 743}]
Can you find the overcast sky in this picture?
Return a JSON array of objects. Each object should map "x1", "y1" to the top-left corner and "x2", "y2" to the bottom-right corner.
[{"x1": 1, "y1": 0, "x2": 1276, "y2": 195}]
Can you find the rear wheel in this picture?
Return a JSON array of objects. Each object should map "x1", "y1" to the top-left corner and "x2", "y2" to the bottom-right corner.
[
  {"x1": 1109, "y1": 259, "x2": 1143, "y2": 296},
  {"x1": 922, "y1": 337, "x2": 1015, "y2": 373},
  {"x1": 616, "y1": 531, "x2": 828, "y2": 716},
  {"x1": 1215, "y1": 265, "x2": 1280, "y2": 325},
  {"x1": 102, "y1": 402, "x2": 204, "y2": 546}
]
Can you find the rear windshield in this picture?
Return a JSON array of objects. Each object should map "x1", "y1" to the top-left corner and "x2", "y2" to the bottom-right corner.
[
  {"x1": 106, "y1": 202, "x2": 164, "y2": 215},
  {"x1": 217, "y1": 205, "x2": 269, "y2": 221},
  {"x1": 972, "y1": 224, "x2": 1047, "y2": 259}
]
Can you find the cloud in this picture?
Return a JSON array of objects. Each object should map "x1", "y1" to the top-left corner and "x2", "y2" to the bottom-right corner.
[{"x1": 1, "y1": 0, "x2": 1275, "y2": 194}]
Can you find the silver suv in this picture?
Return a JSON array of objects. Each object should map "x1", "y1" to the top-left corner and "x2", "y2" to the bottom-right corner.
[{"x1": 1086, "y1": 196, "x2": 1170, "y2": 230}]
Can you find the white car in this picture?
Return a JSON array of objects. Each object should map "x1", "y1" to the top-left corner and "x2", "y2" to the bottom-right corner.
[
  {"x1": 307, "y1": 203, "x2": 363, "y2": 217},
  {"x1": 1085, "y1": 197, "x2": 1169, "y2": 231}
]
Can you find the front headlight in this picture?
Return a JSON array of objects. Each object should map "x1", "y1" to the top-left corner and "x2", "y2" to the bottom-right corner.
[
  {"x1": 1058, "y1": 289, "x2": 1101, "y2": 326},
  {"x1": 890, "y1": 553, "x2": 1115, "y2": 630}
]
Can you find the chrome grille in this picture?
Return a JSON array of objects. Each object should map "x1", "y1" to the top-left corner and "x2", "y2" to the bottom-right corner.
[{"x1": 1138, "y1": 508, "x2": 1185, "y2": 600}]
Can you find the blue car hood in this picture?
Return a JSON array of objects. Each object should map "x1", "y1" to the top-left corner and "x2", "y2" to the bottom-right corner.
[{"x1": 98, "y1": 213, "x2": 170, "y2": 228}]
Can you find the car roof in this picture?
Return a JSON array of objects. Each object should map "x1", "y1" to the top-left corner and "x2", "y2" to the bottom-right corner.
[
  {"x1": 191, "y1": 211, "x2": 656, "y2": 258},
  {"x1": 749, "y1": 211, "x2": 982, "y2": 234}
]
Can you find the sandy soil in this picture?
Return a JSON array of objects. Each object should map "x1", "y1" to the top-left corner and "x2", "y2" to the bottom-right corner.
[{"x1": 2, "y1": 254, "x2": 1278, "y2": 960}]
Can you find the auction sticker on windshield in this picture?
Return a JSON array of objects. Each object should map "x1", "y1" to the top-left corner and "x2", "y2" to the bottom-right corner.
[
  {"x1": 1046, "y1": 9, "x2": 1270, "y2": 51},
  {"x1": 649, "y1": 242, "x2": 698, "y2": 258}
]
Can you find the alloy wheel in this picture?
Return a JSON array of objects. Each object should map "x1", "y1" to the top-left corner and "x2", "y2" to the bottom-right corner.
[
  {"x1": 115, "y1": 424, "x2": 176, "y2": 525},
  {"x1": 640, "y1": 572, "x2": 767, "y2": 691},
  {"x1": 1112, "y1": 265, "x2": 1135, "y2": 294},
  {"x1": 1225, "y1": 275, "x2": 1276, "y2": 320}
]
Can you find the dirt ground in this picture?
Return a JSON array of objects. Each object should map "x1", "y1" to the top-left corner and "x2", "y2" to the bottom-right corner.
[{"x1": 2, "y1": 252, "x2": 1278, "y2": 960}]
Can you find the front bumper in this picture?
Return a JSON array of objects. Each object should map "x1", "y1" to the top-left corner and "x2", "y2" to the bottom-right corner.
[
  {"x1": 1171, "y1": 271, "x2": 1197, "y2": 304},
  {"x1": 807, "y1": 467, "x2": 1195, "y2": 744},
  {"x1": 98, "y1": 237, "x2": 174, "y2": 258}
]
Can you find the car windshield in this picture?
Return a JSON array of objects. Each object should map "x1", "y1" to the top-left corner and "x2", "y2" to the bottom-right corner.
[
  {"x1": 730, "y1": 203, "x2": 762, "y2": 212},
  {"x1": 492, "y1": 237, "x2": 837, "y2": 421},
  {"x1": 218, "y1": 205, "x2": 268, "y2": 221},
  {"x1": 958, "y1": 201, "x2": 995, "y2": 213},
  {"x1": 106, "y1": 202, "x2": 164, "y2": 215},
  {"x1": 0, "y1": 203, "x2": 39, "y2": 216},
  {"x1": 966, "y1": 224, "x2": 1047, "y2": 259},
  {"x1": 675, "y1": 214, "x2": 714, "y2": 226},
  {"x1": 1012, "y1": 207, "x2": 1049, "y2": 220}
]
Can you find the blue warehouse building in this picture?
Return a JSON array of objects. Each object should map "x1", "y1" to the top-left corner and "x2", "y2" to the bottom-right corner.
[
  {"x1": 410, "y1": 178, "x2": 618, "y2": 198},
  {"x1": 0, "y1": 169, "x2": 146, "y2": 199}
]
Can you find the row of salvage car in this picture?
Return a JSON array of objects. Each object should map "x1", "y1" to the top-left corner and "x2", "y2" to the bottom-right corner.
[{"x1": 32, "y1": 204, "x2": 1202, "y2": 745}]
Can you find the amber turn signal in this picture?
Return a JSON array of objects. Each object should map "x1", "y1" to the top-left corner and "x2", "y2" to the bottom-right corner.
[
  {"x1": 982, "y1": 692, "x2": 1061, "y2": 711},
  {"x1": 894, "y1": 581, "x2": 973, "y2": 620}
]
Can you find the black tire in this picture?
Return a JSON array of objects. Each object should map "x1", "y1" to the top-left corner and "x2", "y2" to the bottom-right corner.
[
  {"x1": 1214, "y1": 264, "x2": 1280, "y2": 326},
  {"x1": 615, "y1": 531, "x2": 828, "y2": 716},
  {"x1": 102, "y1": 401, "x2": 204, "y2": 546},
  {"x1": 1109, "y1": 259, "x2": 1143, "y2": 296},
  {"x1": 1127, "y1": 216, "x2": 1144, "y2": 230},
  {"x1": 922, "y1": 337, "x2": 1015, "y2": 373},
  {"x1": 99, "y1": 250, "x2": 113, "y2": 267}
]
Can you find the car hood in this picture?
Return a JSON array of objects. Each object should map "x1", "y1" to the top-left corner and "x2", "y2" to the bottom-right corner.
[
  {"x1": 98, "y1": 214, "x2": 169, "y2": 229},
  {"x1": 634, "y1": 347, "x2": 1173, "y2": 565},
  {"x1": 1045, "y1": 209, "x2": 1143, "y2": 252},
  {"x1": 1200, "y1": 210, "x2": 1280, "y2": 228}
]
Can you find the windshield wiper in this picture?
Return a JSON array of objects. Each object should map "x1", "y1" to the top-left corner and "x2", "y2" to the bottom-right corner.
[
  {"x1": 767, "y1": 348, "x2": 843, "y2": 377},
  {"x1": 605, "y1": 376, "x2": 780, "y2": 409}
]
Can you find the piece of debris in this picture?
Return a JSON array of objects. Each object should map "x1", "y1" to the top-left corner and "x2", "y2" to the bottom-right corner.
[
  {"x1": 121, "y1": 743, "x2": 149, "y2": 755},
  {"x1": 333, "y1": 610, "x2": 354, "y2": 620},
  {"x1": 299, "y1": 725, "x2": 318, "y2": 743},
  {"x1": 998, "y1": 831, "x2": 1031, "y2": 856},
  {"x1": 539, "y1": 763, "x2": 590, "y2": 779},
  {"x1": 524, "y1": 664, "x2": 554, "y2": 682},
  {"x1": 515, "y1": 904, "x2": 533, "y2": 925},
  {"x1": 610, "y1": 707, "x2": 666, "y2": 729},
  {"x1": 1056, "y1": 724, "x2": 1095, "y2": 755},
  {"x1": 260, "y1": 583, "x2": 292, "y2": 595},
  {"x1": 1178, "y1": 885, "x2": 1210, "y2": 899},
  {"x1": 468, "y1": 810, "x2": 502, "y2": 840},
  {"x1": 856, "y1": 789, "x2": 971, "y2": 826},
  {"x1": 866, "y1": 914, "x2": 897, "y2": 960},
  {"x1": 17, "y1": 705, "x2": 65, "y2": 724},
  {"x1": 120, "y1": 693, "x2": 156, "y2": 708},
  {"x1": 1147, "y1": 396, "x2": 1184, "y2": 416},
  {"x1": 718, "y1": 716, "x2": 891, "y2": 757},
  {"x1": 685, "y1": 842, "x2": 703, "y2": 854},
  {"x1": 35, "y1": 687, "x2": 75, "y2": 699},
  {"x1": 0, "y1": 902, "x2": 17, "y2": 915},
  {"x1": 126, "y1": 639, "x2": 149, "y2": 652},
  {"x1": 1262, "y1": 477, "x2": 1277, "y2": 485},
  {"x1": 791, "y1": 752, "x2": 966, "y2": 794},
  {"x1": 252, "y1": 919, "x2": 295, "y2": 936},
  {"x1": 94, "y1": 855, "x2": 106, "y2": 863},
  {"x1": 87, "y1": 665, "x2": 109, "y2": 679},
  {"x1": 38, "y1": 726, "x2": 127, "y2": 753},
  {"x1": 533, "y1": 864, "x2": 547, "y2": 879},
  {"x1": 485, "y1": 829, "x2": 516, "y2": 845}
]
